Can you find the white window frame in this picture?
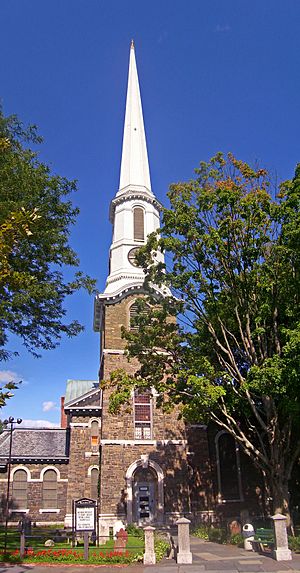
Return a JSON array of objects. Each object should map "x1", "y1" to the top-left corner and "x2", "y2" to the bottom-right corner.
[
  {"x1": 133, "y1": 206, "x2": 145, "y2": 242},
  {"x1": 133, "y1": 391, "x2": 153, "y2": 440}
]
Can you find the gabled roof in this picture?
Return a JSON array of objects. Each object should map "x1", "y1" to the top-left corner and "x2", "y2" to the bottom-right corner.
[
  {"x1": 0, "y1": 428, "x2": 68, "y2": 461},
  {"x1": 64, "y1": 379, "x2": 99, "y2": 406}
]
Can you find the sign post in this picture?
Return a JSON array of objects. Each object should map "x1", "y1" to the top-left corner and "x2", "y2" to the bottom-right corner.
[{"x1": 73, "y1": 498, "x2": 97, "y2": 561}]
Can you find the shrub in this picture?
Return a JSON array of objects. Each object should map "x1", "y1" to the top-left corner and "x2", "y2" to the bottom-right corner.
[
  {"x1": 229, "y1": 533, "x2": 244, "y2": 547},
  {"x1": 208, "y1": 528, "x2": 228, "y2": 544},
  {"x1": 126, "y1": 524, "x2": 144, "y2": 538},
  {"x1": 192, "y1": 525, "x2": 209, "y2": 540},
  {"x1": 0, "y1": 551, "x2": 21, "y2": 563},
  {"x1": 155, "y1": 539, "x2": 169, "y2": 561},
  {"x1": 288, "y1": 536, "x2": 300, "y2": 553}
]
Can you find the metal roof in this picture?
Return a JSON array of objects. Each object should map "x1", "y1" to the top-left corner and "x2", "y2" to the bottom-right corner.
[{"x1": 64, "y1": 380, "x2": 98, "y2": 405}]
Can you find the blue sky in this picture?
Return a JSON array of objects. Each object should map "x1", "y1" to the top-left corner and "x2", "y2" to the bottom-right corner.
[{"x1": 1, "y1": 0, "x2": 300, "y2": 426}]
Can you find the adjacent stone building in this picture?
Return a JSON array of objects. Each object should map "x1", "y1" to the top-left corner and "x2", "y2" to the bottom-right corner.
[{"x1": 0, "y1": 42, "x2": 264, "y2": 529}]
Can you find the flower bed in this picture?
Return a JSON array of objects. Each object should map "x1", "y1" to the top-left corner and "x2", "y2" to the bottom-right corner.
[
  {"x1": 0, "y1": 547, "x2": 141, "y2": 564},
  {"x1": 0, "y1": 533, "x2": 170, "y2": 564}
]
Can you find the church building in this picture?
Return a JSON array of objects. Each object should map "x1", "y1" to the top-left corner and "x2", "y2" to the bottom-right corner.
[{"x1": 0, "y1": 43, "x2": 261, "y2": 529}]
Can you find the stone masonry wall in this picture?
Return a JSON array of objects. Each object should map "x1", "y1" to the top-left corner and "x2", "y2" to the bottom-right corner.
[
  {"x1": 104, "y1": 298, "x2": 132, "y2": 350},
  {"x1": 101, "y1": 382, "x2": 185, "y2": 442},
  {"x1": 99, "y1": 294, "x2": 192, "y2": 523},
  {"x1": 0, "y1": 462, "x2": 68, "y2": 524},
  {"x1": 65, "y1": 413, "x2": 100, "y2": 518},
  {"x1": 100, "y1": 443, "x2": 190, "y2": 520}
]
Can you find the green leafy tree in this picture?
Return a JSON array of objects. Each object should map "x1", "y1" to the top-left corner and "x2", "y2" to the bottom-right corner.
[
  {"x1": 108, "y1": 153, "x2": 300, "y2": 520},
  {"x1": 0, "y1": 110, "x2": 95, "y2": 382}
]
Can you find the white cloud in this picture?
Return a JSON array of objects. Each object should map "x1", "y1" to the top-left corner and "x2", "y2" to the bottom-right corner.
[
  {"x1": 20, "y1": 419, "x2": 59, "y2": 429},
  {"x1": 42, "y1": 401, "x2": 58, "y2": 412},
  {"x1": 0, "y1": 370, "x2": 29, "y2": 387},
  {"x1": 0, "y1": 370, "x2": 21, "y2": 384}
]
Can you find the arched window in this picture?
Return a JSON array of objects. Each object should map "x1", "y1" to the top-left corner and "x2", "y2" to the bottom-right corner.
[
  {"x1": 134, "y1": 390, "x2": 152, "y2": 440},
  {"x1": 129, "y1": 301, "x2": 140, "y2": 332},
  {"x1": 42, "y1": 469, "x2": 58, "y2": 508},
  {"x1": 215, "y1": 432, "x2": 243, "y2": 503},
  {"x1": 12, "y1": 469, "x2": 28, "y2": 508},
  {"x1": 90, "y1": 467, "x2": 99, "y2": 499},
  {"x1": 133, "y1": 207, "x2": 144, "y2": 242},
  {"x1": 129, "y1": 300, "x2": 150, "y2": 332},
  {"x1": 90, "y1": 420, "x2": 99, "y2": 449}
]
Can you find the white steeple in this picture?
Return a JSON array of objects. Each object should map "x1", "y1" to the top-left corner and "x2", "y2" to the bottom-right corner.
[
  {"x1": 94, "y1": 42, "x2": 167, "y2": 331},
  {"x1": 118, "y1": 40, "x2": 153, "y2": 198}
]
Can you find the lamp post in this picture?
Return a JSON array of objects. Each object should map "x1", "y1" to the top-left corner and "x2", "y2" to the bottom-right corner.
[{"x1": 3, "y1": 416, "x2": 22, "y2": 554}]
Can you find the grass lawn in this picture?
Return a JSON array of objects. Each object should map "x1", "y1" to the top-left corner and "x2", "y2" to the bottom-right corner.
[
  {"x1": 0, "y1": 527, "x2": 168, "y2": 564},
  {"x1": 0, "y1": 529, "x2": 147, "y2": 564}
]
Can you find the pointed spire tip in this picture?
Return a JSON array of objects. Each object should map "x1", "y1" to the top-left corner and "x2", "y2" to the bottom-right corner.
[
  {"x1": 118, "y1": 37, "x2": 152, "y2": 195},
  {"x1": 131, "y1": 39, "x2": 135, "y2": 49}
]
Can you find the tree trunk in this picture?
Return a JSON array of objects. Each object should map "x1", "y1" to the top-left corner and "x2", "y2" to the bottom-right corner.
[{"x1": 270, "y1": 476, "x2": 291, "y2": 528}]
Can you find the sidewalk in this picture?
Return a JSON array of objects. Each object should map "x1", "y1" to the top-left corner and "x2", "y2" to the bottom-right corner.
[{"x1": 0, "y1": 536, "x2": 299, "y2": 573}]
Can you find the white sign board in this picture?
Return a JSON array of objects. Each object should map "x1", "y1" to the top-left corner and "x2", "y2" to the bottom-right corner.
[{"x1": 75, "y1": 506, "x2": 95, "y2": 531}]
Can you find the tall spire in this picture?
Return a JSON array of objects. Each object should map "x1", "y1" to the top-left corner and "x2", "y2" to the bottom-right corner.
[
  {"x1": 93, "y1": 42, "x2": 168, "y2": 330},
  {"x1": 117, "y1": 41, "x2": 152, "y2": 197}
]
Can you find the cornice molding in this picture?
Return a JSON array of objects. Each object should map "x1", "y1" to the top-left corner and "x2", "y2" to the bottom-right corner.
[{"x1": 109, "y1": 189, "x2": 162, "y2": 222}]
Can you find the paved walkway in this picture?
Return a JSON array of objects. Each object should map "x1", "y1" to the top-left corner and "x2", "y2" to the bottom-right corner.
[{"x1": 0, "y1": 536, "x2": 299, "y2": 573}]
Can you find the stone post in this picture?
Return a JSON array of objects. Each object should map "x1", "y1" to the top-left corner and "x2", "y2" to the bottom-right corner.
[
  {"x1": 176, "y1": 517, "x2": 192, "y2": 564},
  {"x1": 143, "y1": 526, "x2": 156, "y2": 565},
  {"x1": 271, "y1": 514, "x2": 292, "y2": 561}
]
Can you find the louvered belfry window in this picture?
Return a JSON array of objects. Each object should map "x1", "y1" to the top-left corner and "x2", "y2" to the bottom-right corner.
[
  {"x1": 129, "y1": 301, "x2": 140, "y2": 332},
  {"x1": 12, "y1": 469, "x2": 28, "y2": 508},
  {"x1": 91, "y1": 467, "x2": 99, "y2": 499},
  {"x1": 134, "y1": 391, "x2": 152, "y2": 439},
  {"x1": 42, "y1": 469, "x2": 57, "y2": 508},
  {"x1": 129, "y1": 300, "x2": 150, "y2": 332},
  {"x1": 133, "y1": 207, "x2": 144, "y2": 242}
]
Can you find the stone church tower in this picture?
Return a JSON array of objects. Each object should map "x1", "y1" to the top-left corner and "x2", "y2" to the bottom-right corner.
[{"x1": 93, "y1": 42, "x2": 190, "y2": 527}]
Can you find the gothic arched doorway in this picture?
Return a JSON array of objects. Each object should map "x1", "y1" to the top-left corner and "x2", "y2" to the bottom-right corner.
[
  {"x1": 133, "y1": 466, "x2": 156, "y2": 524},
  {"x1": 126, "y1": 459, "x2": 164, "y2": 524}
]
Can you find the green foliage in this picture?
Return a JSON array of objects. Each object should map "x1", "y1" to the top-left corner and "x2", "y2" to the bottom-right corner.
[
  {"x1": 192, "y1": 525, "x2": 210, "y2": 540},
  {"x1": 229, "y1": 533, "x2": 244, "y2": 547},
  {"x1": 0, "y1": 551, "x2": 22, "y2": 563},
  {"x1": 0, "y1": 548, "x2": 141, "y2": 564},
  {"x1": 154, "y1": 538, "x2": 169, "y2": 561},
  {"x1": 208, "y1": 527, "x2": 228, "y2": 544},
  {"x1": 0, "y1": 109, "x2": 95, "y2": 368},
  {"x1": 195, "y1": 526, "x2": 244, "y2": 548},
  {"x1": 109, "y1": 153, "x2": 300, "y2": 516},
  {"x1": 126, "y1": 524, "x2": 144, "y2": 538},
  {"x1": 288, "y1": 535, "x2": 300, "y2": 553},
  {"x1": 0, "y1": 532, "x2": 144, "y2": 564}
]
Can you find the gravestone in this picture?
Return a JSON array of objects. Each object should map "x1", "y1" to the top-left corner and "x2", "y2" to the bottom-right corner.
[{"x1": 114, "y1": 528, "x2": 128, "y2": 554}]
